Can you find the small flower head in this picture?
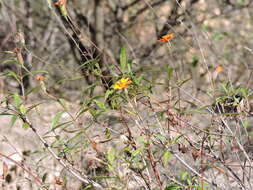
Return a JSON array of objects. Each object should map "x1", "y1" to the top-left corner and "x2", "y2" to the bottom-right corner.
[
  {"x1": 54, "y1": 0, "x2": 66, "y2": 6},
  {"x1": 35, "y1": 75, "x2": 45, "y2": 81},
  {"x1": 113, "y1": 78, "x2": 132, "y2": 90},
  {"x1": 215, "y1": 65, "x2": 224, "y2": 73},
  {"x1": 157, "y1": 33, "x2": 174, "y2": 42}
]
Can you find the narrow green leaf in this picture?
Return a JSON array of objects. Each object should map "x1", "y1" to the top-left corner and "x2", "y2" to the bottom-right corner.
[
  {"x1": 25, "y1": 85, "x2": 41, "y2": 96},
  {"x1": 171, "y1": 134, "x2": 184, "y2": 144},
  {"x1": 76, "y1": 59, "x2": 97, "y2": 71},
  {"x1": 82, "y1": 185, "x2": 93, "y2": 190},
  {"x1": 6, "y1": 70, "x2": 20, "y2": 82},
  {"x1": 31, "y1": 70, "x2": 49, "y2": 74},
  {"x1": 165, "y1": 185, "x2": 181, "y2": 190},
  {"x1": 132, "y1": 146, "x2": 144, "y2": 158},
  {"x1": 94, "y1": 100, "x2": 106, "y2": 110},
  {"x1": 58, "y1": 98, "x2": 66, "y2": 108},
  {"x1": 177, "y1": 78, "x2": 191, "y2": 87},
  {"x1": 9, "y1": 115, "x2": 18, "y2": 128},
  {"x1": 75, "y1": 107, "x2": 89, "y2": 119},
  {"x1": 125, "y1": 108, "x2": 137, "y2": 115},
  {"x1": 107, "y1": 148, "x2": 116, "y2": 172},
  {"x1": 220, "y1": 83, "x2": 229, "y2": 94},
  {"x1": 42, "y1": 173, "x2": 47, "y2": 182},
  {"x1": 167, "y1": 66, "x2": 174, "y2": 80},
  {"x1": 51, "y1": 112, "x2": 63, "y2": 130},
  {"x1": 53, "y1": 121, "x2": 73, "y2": 131},
  {"x1": 104, "y1": 89, "x2": 113, "y2": 101},
  {"x1": 120, "y1": 47, "x2": 127, "y2": 73},
  {"x1": 0, "y1": 113, "x2": 13, "y2": 116},
  {"x1": 2, "y1": 58, "x2": 16, "y2": 64},
  {"x1": 223, "y1": 112, "x2": 240, "y2": 116}
]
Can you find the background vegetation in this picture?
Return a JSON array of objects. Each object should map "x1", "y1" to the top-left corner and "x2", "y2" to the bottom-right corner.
[{"x1": 1, "y1": 0, "x2": 253, "y2": 189}]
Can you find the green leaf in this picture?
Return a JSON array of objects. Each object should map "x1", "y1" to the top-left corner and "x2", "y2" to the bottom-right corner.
[
  {"x1": 89, "y1": 108, "x2": 104, "y2": 119},
  {"x1": 171, "y1": 134, "x2": 184, "y2": 144},
  {"x1": 22, "y1": 122, "x2": 30, "y2": 130},
  {"x1": 31, "y1": 70, "x2": 49, "y2": 74},
  {"x1": 223, "y1": 112, "x2": 240, "y2": 116},
  {"x1": 42, "y1": 173, "x2": 47, "y2": 183},
  {"x1": 13, "y1": 93, "x2": 21, "y2": 107},
  {"x1": 19, "y1": 104, "x2": 27, "y2": 115},
  {"x1": 167, "y1": 66, "x2": 174, "y2": 80},
  {"x1": 107, "y1": 148, "x2": 115, "y2": 165},
  {"x1": 220, "y1": 83, "x2": 229, "y2": 94},
  {"x1": 2, "y1": 58, "x2": 16, "y2": 64},
  {"x1": 165, "y1": 185, "x2": 181, "y2": 190},
  {"x1": 125, "y1": 108, "x2": 137, "y2": 115},
  {"x1": 132, "y1": 146, "x2": 144, "y2": 158},
  {"x1": 9, "y1": 115, "x2": 18, "y2": 128},
  {"x1": 201, "y1": 25, "x2": 209, "y2": 31},
  {"x1": 82, "y1": 84, "x2": 96, "y2": 94},
  {"x1": 127, "y1": 60, "x2": 133, "y2": 73},
  {"x1": 153, "y1": 133, "x2": 166, "y2": 142},
  {"x1": 191, "y1": 56, "x2": 199, "y2": 67},
  {"x1": 104, "y1": 89, "x2": 114, "y2": 101},
  {"x1": 105, "y1": 128, "x2": 111, "y2": 139},
  {"x1": 51, "y1": 112, "x2": 63, "y2": 130},
  {"x1": 120, "y1": 47, "x2": 127, "y2": 73},
  {"x1": 82, "y1": 185, "x2": 93, "y2": 190},
  {"x1": 75, "y1": 107, "x2": 89, "y2": 119},
  {"x1": 213, "y1": 33, "x2": 223, "y2": 41},
  {"x1": 107, "y1": 148, "x2": 116, "y2": 172},
  {"x1": 94, "y1": 100, "x2": 106, "y2": 110},
  {"x1": 181, "y1": 172, "x2": 189, "y2": 180},
  {"x1": 50, "y1": 120, "x2": 73, "y2": 132},
  {"x1": 176, "y1": 78, "x2": 191, "y2": 87},
  {"x1": 6, "y1": 70, "x2": 20, "y2": 82},
  {"x1": 0, "y1": 113, "x2": 12, "y2": 116},
  {"x1": 162, "y1": 151, "x2": 171, "y2": 166},
  {"x1": 25, "y1": 85, "x2": 41, "y2": 96},
  {"x1": 76, "y1": 59, "x2": 98, "y2": 71},
  {"x1": 58, "y1": 98, "x2": 66, "y2": 108}
]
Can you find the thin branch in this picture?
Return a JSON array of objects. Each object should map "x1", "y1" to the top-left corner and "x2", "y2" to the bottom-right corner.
[
  {"x1": 0, "y1": 152, "x2": 44, "y2": 187},
  {"x1": 19, "y1": 115, "x2": 104, "y2": 190}
]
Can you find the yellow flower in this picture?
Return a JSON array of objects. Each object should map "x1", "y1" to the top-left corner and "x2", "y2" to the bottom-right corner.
[
  {"x1": 215, "y1": 65, "x2": 224, "y2": 73},
  {"x1": 113, "y1": 78, "x2": 132, "y2": 90}
]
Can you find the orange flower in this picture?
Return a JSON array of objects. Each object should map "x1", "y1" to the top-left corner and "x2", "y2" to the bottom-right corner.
[
  {"x1": 54, "y1": 0, "x2": 66, "y2": 6},
  {"x1": 35, "y1": 75, "x2": 45, "y2": 81},
  {"x1": 113, "y1": 78, "x2": 132, "y2": 90},
  {"x1": 157, "y1": 33, "x2": 174, "y2": 42},
  {"x1": 215, "y1": 65, "x2": 224, "y2": 73}
]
